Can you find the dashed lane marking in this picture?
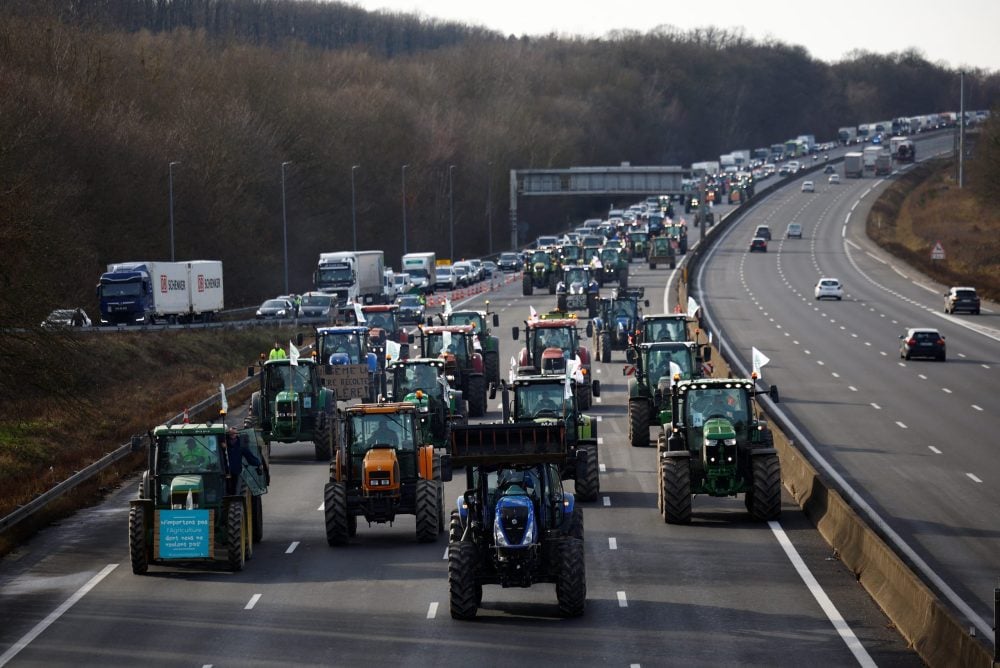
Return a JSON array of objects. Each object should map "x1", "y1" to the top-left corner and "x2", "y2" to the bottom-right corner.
[
  {"x1": 870, "y1": 403, "x2": 881, "y2": 410},
  {"x1": 245, "y1": 594, "x2": 262, "y2": 610},
  {"x1": 896, "y1": 421, "x2": 908, "y2": 429},
  {"x1": 603, "y1": 496, "x2": 611, "y2": 507},
  {"x1": 929, "y1": 446, "x2": 942, "y2": 454},
  {"x1": 609, "y1": 537, "x2": 618, "y2": 550},
  {"x1": 285, "y1": 541, "x2": 299, "y2": 554},
  {"x1": 617, "y1": 591, "x2": 628, "y2": 608},
  {"x1": 427, "y1": 602, "x2": 439, "y2": 619},
  {"x1": 967, "y1": 473, "x2": 983, "y2": 484}
]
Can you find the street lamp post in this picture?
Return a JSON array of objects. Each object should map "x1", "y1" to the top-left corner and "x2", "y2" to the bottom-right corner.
[
  {"x1": 351, "y1": 164, "x2": 359, "y2": 251},
  {"x1": 168, "y1": 161, "x2": 180, "y2": 261},
  {"x1": 281, "y1": 161, "x2": 292, "y2": 295},
  {"x1": 448, "y1": 164, "x2": 455, "y2": 261},
  {"x1": 402, "y1": 164, "x2": 409, "y2": 255}
]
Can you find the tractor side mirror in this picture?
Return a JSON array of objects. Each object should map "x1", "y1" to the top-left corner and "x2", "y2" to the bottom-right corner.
[
  {"x1": 591, "y1": 379, "x2": 600, "y2": 397},
  {"x1": 400, "y1": 331, "x2": 409, "y2": 344},
  {"x1": 769, "y1": 385, "x2": 780, "y2": 403},
  {"x1": 489, "y1": 381, "x2": 497, "y2": 400},
  {"x1": 625, "y1": 348, "x2": 637, "y2": 364},
  {"x1": 586, "y1": 322, "x2": 594, "y2": 337},
  {"x1": 247, "y1": 366, "x2": 255, "y2": 377},
  {"x1": 492, "y1": 313, "x2": 499, "y2": 327},
  {"x1": 511, "y1": 326, "x2": 519, "y2": 341},
  {"x1": 644, "y1": 299, "x2": 650, "y2": 307},
  {"x1": 296, "y1": 332, "x2": 304, "y2": 346},
  {"x1": 440, "y1": 454, "x2": 453, "y2": 483},
  {"x1": 426, "y1": 317, "x2": 435, "y2": 326},
  {"x1": 702, "y1": 347, "x2": 712, "y2": 362},
  {"x1": 130, "y1": 435, "x2": 143, "y2": 452}
]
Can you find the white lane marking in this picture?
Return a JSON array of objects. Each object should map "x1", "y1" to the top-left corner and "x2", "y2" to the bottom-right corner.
[
  {"x1": 848, "y1": 386, "x2": 858, "y2": 392},
  {"x1": 958, "y1": 353, "x2": 966, "y2": 358},
  {"x1": 929, "y1": 446, "x2": 942, "y2": 454},
  {"x1": 769, "y1": 522, "x2": 876, "y2": 667},
  {"x1": 595, "y1": 416, "x2": 603, "y2": 422},
  {"x1": 596, "y1": 368, "x2": 602, "y2": 374},
  {"x1": 285, "y1": 541, "x2": 300, "y2": 554},
  {"x1": 918, "y1": 374, "x2": 927, "y2": 380},
  {"x1": 891, "y1": 265, "x2": 908, "y2": 279},
  {"x1": 245, "y1": 594, "x2": 262, "y2": 610},
  {"x1": 816, "y1": 360, "x2": 825, "y2": 366},
  {"x1": 599, "y1": 463, "x2": 607, "y2": 473},
  {"x1": 443, "y1": 547, "x2": 449, "y2": 560},
  {"x1": 897, "y1": 362, "x2": 906, "y2": 368},
  {"x1": 942, "y1": 388, "x2": 952, "y2": 394},
  {"x1": 870, "y1": 403, "x2": 881, "y2": 410},
  {"x1": 967, "y1": 473, "x2": 983, "y2": 484},
  {"x1": 0, "y1": 564, "x2": 118, "y2": 667},
  {"x1": 831, "y1": 372, "x2": 840, "y2": 378},
  {"x1": 896, "y1": 421, "x2": 908, "y2": 429},
  {"x1": 972, "y1": 405, "x2": 983, "y2": 411},
  {"x1": 865, "y1": 251, "x2": 888, "y2": 265},
  {"x1": 597, "y1": 437, "x2": 604, "y2": 445},
  {"x1": 913, "y1": 282, "x2": 938, "y2": 294},
  {"x1": 609, "y1": 537, "x2": 618, "y2": 550},
  {"x1": 603, "y1": 496, "x2": 611, "y2": 507},
  {"x1": 617, "y1": 591, "x2": 628, "y2": 608},
  {"x1": 427, "y1": 602, "x2": 439, "y2": 619},
  {"x1": 317, "y1": 502, "x2": 325, "y2": 511},
  {"x1": 596, "y1": 396, "x2": 603, "y2": 403},
  {"x1": 982, "y1": 364, "x2": 991, "y2": 370}
]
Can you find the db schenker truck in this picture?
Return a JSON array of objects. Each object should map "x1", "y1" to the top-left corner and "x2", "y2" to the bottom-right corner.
[
  {"x1": 844, "y1": 152, "x2": 864, "y2": 178},
  {"x1": 97, "y1": 261, "x2": 223, "y2": 325},
  {"x1": 314, "y1": 251, "x2": 385, "y2": 306}
]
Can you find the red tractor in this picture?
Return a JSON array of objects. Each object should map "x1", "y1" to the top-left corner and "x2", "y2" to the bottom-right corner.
[
  {"x1": 511, "y1": 317, "x2": 594, "y2": 409},
  {"x1": 417, "y1": 324, "x2": 489, "y2": 417}
]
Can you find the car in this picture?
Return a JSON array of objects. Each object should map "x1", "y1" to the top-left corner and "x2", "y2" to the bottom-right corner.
[
  {"x1": 823, "y1": 164, "x2": 836, "y2": 174},
  {"x1": 828, "y1": 174, "x2": 841, "y2": 185},
  {"x1": 393, "y1": 272, "x2": 414, "y2": 294},
  {"x1": 899, "y1": 328, "x2": 946, "y2": 361},
  {"x1": 801, "y1": 180, "x2": 815, "y2": 193},
  {"x1": 396, "y1": 294, "x2": 425, "y2": 324},
  {"x1": 785, "y1": 223, "x2": 802, "y2": 239},
  {"x1": 482, "y1": 261, "x2": 498, "y2": 279},
  {"x1": 814, "y1": 278, "x2": 843, "y2": 300},
  {"x1": 435, "y1": 266, "x2": 458, "y2": 291},
  {"x1": 498, "y1": 252, "x2": 522, "y2": 272},
  {"x1": 754, "y1": 225, "x2": 771, "y2": 240},
  {"x1": 256, "y1": 298, "x2": 294, "y2": 319},
  {"x1": 748, "y1": 237, "x2": 768, "y2": 253},
  {"x1": 41, "y1": 308, "x2": 91, "y2": 328},
  {"x1": 298, "y1": 292, "x2": 333, "y2": 319},
  {"x1": 944, "y1": 286, "x2": 980, "y2": 314},
  {"x1": 466, "y1": 259, "x2": 485, "y2": 282},
  {"x1": 452, "y1": 262, "x2": 473, "y2": 287}
]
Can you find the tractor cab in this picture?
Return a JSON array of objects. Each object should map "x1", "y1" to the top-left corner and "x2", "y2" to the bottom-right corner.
[
  {"x1": 317, "y1": 326, "x2": 375, "y2": 368},
  {"x1": 418, "y1": 324, "x2": 487, "y2": 417},
  {"x1": 387, "y1": 357, "x2": 459, "y2": 446},
  {"x1": 360, "y1": 304, "x2": 409, "y2": 346},
  {"x1": 559, "y1": 244, "x2": 584, "y2": 265},
  {"x1": 254, "y1": 359, "x2": 325, "y2": 439},
  {"x1": 641, "y1": 314, "x2": 695, "y2": 344}
]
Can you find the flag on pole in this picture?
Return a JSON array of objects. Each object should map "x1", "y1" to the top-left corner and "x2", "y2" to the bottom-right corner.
[
  {"x1": 444, "y1": 297, "x2": 453, "y2": 317},
  {"x1": 751, "y1": 347, "x2": 770, "y2": 378},
  {"x1": 385, "y1": 340, "x2": 401, "y2": 362},
  {"x1": 289, "y1": 341, "x2": 300, "y2": 366},
  {"x1": 441, "y1": 330, "x2": 452, "y2": 353},
  {"x1": 509, "y1": 355, "x2": 517, "y2": 383},
  {"x1": 528, "y1": 305, "x2": 538, "y2": 323},
  {"x1": 219, "y1": 383, "x2": 228, "y2": 414},
  {"x1": 687, "y1": 296, "x2": 700, "y2": 319},
  {"x1": 353, "y1": 302, "x2": 365, "y2": 324}
]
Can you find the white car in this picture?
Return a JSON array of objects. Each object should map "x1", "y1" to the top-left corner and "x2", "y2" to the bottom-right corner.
[
  {"x1": 785, "y1": 223, "x2": 802, "y2": 239},
  {"x1": 801, "y1": 180, "x2": 815, "y2": 193},
  {"x1": 828, "y1": 174, "x2": 841, "y2": 185},
  {"x1": 814, "y1": 278, "x2": 844, "y2": 301},
  {"x1": 435, "y1": 266, "x2": 458, "y2": 290}
]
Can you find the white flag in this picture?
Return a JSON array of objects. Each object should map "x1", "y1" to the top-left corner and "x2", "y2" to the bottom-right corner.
[
  {"x1": 444, "y1": 297, "x2": 453, "y2": 317},
  {"x1": 751, "y1": 347, "x2": 770, "y2": 378},
  {"x1": 570, "y1": 355, "x2": 585, "y2": 383},
  {"x1": 528, "y1": 305, "x2": 538, "y2": 323},
  {"x1": 219, "y1": 383, "x2": 228, "y2": 414},
  {"x1": 289, "y1": 341, "x2": 300, "y2": 366},
  {"x1": 687, "y1": 296, "x2": 699, "y2": 319},
  {"x1": 669, "y1": 361, "x2": 682, "y2": 386},
  {"x1": 353, "y1": 302, "x2": 366, "y2": 324},
  {"x1": 441, "y1": 330, "x2": 452, "y2": 353},
  {"x1": 509, "y1": 355, "x2": 517, "y2": 383},
  {"x1": 385, "y1": 340, "x2": 401, "y2": 361}
]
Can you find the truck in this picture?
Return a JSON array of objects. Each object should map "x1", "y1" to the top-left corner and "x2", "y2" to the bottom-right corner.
[
  {"x1": 690, "y1": 161, "x2": 719, "y2": 177},
  {"x1": 730, "y1": 149, "x2": 751, "y2": 166},
  {"x1": 97, "y1": 260, "x2": 223, "y2": 326},
  {"x1": 863, "y1": 146, "x2": 892, "y2": 176},
  {"x1": 401, "y1": 252, "x2": 436, "y2": 294},
  {"x1": 844, "y1": 151, "x2": 864, "y2": 178},
  {"x1": 314, "y1": 250, "x2": 385, "y2": 305},
  {"x1": 890, "y1": 137, "x2": 916, "y2": 163},
  {"x1": 795, "y1": 135, "x2": 816, "y2": 153},
  {"x1": 838, "y1": 127, "x2": 857, "y2": 145},
  {"x1": 769, "y1": 144, "x2": 785, "y2": 161}
]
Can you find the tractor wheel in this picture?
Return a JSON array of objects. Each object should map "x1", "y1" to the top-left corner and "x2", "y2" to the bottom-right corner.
[
  {"x1": 313, "y1": 410, "x2": 333, "y2": 461},
  {"x1": 247, "y1": 391, "x2": 262, "y2": 429},
  {"x1": 649, "y1": 262, "x2": 656, "y2": 270},
  {"x1": 251, "y1": 494, "x2": 263, "y2": 543},
  {"x1": 748, "y1": 455, "x2": 782, "y2": 521},
  {"x1": 600, "y1": 332, "x2": 611, "y2": 363},
  {"x1": 577, "y1": 383, "x2": 591, "y2": 411},
  {"x1": 128, "y1": 505, "x2": 149, "y2": 575},
  {"x1": 467, "y1": 375, "x2": 486, "y2": 418},
  {"x1": 548, "y1": 274, "x2": 557, "y2": 295},
  {"x1": 437, "y1": 481, "x2": 446, "y2": 534},
  {"x1": 619, "y1": 268, "x2": 628, "y2": 288},
  {"x1": 484, "y1": 350, "x2": 500, "y2": 389},
  {"x1": 415, "y1": 478, "x2": 439, "y2": 543},
  {"x1": 324, "y1": 481, "x2": 350, "y2": 546},
  {"x1": 557, "y1": 295, "x2": 567, "y2": 312},
  {"x1": 628, "y1": 399, "x2": 650, "y2": 448},
  {"x1": 575, "y1": 443, "x2": 600, "y2": 502},
  {"x1": 226, "y1": 501, "x2": 246, "y2": 571},
  {"x1": 448, "y1": 540, "x2": 479, "y2": 620},
  {"x1": 448, "y1": 510, "x2": 462, "y2": 543},
  {"x1": 522, "y1": 274, "x2": 533, "y2": 296},
  {"x1": 660, "y1": 457, "x2": 692, "y2": 524},
  {"x1": 555, "y1": 538, "x2": 586, "y2": 618},
  {"x1": 656, "y1": 439, "x2": 665, "y2": 514},
  {"x1": 568, "y1": 504, "x2": 584, "y2": 540}
]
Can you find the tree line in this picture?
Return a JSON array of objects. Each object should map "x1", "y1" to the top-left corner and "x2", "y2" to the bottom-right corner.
[{"x1": 1, "y1": 1, "x2": 998, "y2": 322}]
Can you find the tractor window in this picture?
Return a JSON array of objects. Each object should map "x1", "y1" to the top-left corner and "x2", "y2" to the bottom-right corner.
[
  {"x1": 323, "y1": 333, "x2": 361, "y2": 364},
  {"x1": 565, "y1": 268, "x2": 588, "y2": 284},
  {"x1": 349, "y1": 413, "x2": 415, "y2": 454},
  {"x1": 646, "y1": 319, "x2": 687, "y2": 342},
  {"x1": 448, "y1": 313, "x2": 483, "y2": 331},
  {"x1": 158, "y1": 434, "x2": 222, "y2": 474},
  {"x1": 613, "y1": 301, "x2": 637, "y2": 319},
  {"x1": 291, "y1": 366, "x2": 312, "y2": 392},
  {"x1": 516, "y1": 384, "x2": 566, "y2": 420},
  {"x1": 396, "y1": 364, "x2": 440, "y2": 397},
  {"x1": 686, "y1": 389, "x2": 748, "y2": 435},
  {"x1": 366, "y1": 312, "x2": 393, "y2": 331}
]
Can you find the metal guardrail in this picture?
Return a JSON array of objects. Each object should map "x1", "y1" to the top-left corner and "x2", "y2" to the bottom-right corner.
[{"x1": 0, "y1": 371, "x2": 261, "y2": 534}]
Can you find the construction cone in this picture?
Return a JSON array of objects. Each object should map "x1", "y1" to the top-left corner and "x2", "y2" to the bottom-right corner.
[{"x1": 183, "y1": 408, "x2": 190, "y2": 423}]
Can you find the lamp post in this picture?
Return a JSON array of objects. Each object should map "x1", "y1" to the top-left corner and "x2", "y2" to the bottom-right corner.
[
  {"x1": 281, "y1": 161, "x2": 292, "y2": 295},
  {"x1": 168, "y1": 161, "x2": 180, "y2": 261},
  {"x1": 486, "y1": 161, "x2": 493, "y2": 256},
  {"x1": 402, "y1": 164, "x2": 409, "y2": 255},
  {"x1": 351, "y1": 164, "x2": 359, "y2": 251},
  {"x1": 448, "y1": 164, "x2": 455, "y2": 261}
]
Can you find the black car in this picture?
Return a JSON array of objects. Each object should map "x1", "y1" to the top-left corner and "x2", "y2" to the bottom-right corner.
[
  {"x1": 899, "y1": 328, "x2": 946, "y2": 361},
  {"x1": 944, "y1": 287, "x2": 980, "y2": 315},
  {"x1": 754, "y1": 225, "x2": 771, "y2": 240},
  {"x1": 748, "y1": 237, "x2": 768, "y2": 253},
  {"x1": 256, "y1": 298, "x2": 294, "y2": 319},
  {"x1": 397, "y1": 294, "x2": 425, "y2": 324},
  {"x1": 498, "y1": 252, "x2": 522, "y2": 272}
]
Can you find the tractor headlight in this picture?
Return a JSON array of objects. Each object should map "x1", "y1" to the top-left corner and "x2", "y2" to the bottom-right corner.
[{"x1": 724, "y1": 438, "x2": 736, "y2": 446}]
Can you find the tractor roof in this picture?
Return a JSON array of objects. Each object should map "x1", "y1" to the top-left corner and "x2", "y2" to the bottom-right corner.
[
  {"x1": 526, "y1": 318, "x2": 578, "y2": 329},
  {"x1": 639, "y1": 341, "x2": 697, "y2": 351},
  {"x1": 153, "y1": 423, "x2": 227, "y2": 437},
  {"x1": 345, "y1": 401, "x2": 417, "y2": 415},
  {"x1": 675, "y1": 378, "x2": 755, "y2": 393},
  {"x1": 263, "y1": 357, "x2": 318, "y2": 367},
  {"x1": 642, "y1": 313, "x2": 691, "y2": 323},
  {"x1": 511, "y1": 374, "x2": 578, "y2": 387},
  {"x1": 387, "y1": 357, "x2": 445, "y2": 369},
  {"x1": 422, "y1": 324, "x2": 475, "y2": 334},
  {"x1": 317, "y1": 325, "x2": 369, "y2": 335}
]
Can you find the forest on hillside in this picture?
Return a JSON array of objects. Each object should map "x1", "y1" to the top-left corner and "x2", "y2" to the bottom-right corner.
[{"x1": 1, "y1": 0, "x2": 998, "y2": 322}]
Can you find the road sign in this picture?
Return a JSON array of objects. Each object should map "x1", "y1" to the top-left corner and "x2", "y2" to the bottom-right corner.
[{"x1": 930, "y1": 242, "x2": 945, "y2": 260}]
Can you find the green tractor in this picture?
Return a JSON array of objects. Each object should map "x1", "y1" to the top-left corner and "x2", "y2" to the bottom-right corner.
[
  {"x1": 522, "y1": 248, "x2": 560, "y2": 296},
  {"x1": 324, "y1": 401, "x2": 451, "y2": 545},
  {"x1": 627, "y1": 230, "x2": 649, "y2": 263},
  {"x1": 246, "y1": 356, "x2": 336, "y2": 460},
  {"x1": 442, "y1": 304, "x2": 501, "y2": 391},
  {"x1": 639, "y1": 313, "x2": 696, "y2": 344},
  {"x1": 625, "y1": 341, "x2": 710, "y2": 447},
  {"x1": 129, "y1": 423, "x2": 269, "y2": 573},
  {"x1": 558, "y1": 243, "x2": 585, "y2": 266},
  {"x1": 657, "y1": 378, "x2": 781, "y2": 523},
  {"x1": 597, "y1": 246, "x2": 629, "y2": 287},
  {"x1": 387, "y1": 357, "x2": 467, "y2": 449},
  {"x1": 648, "y1": 235, "x2": 676, "y2": 269},
  {"x1": 500, "y1": 373, "x2": 601, "y2": 501},
  {"x1": 663, "y1": 222, "x2": 689, "y2": 254}
]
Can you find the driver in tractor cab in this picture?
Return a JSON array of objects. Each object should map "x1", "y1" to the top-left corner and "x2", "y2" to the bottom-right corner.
[
  {"x1": 496, "y1": 467, "x2": 539, "y2": 506},
  {"x1": 534, "y1": 389, "x2": 561, "y2": 416},
  {"x1": 368, "y1": 419, "x2": 399, "y2": 448},
  {"x1": 647, "y1": 352, "x2": 670, "y2": 384},
  {"x1": 291, "y1": 366, "x2": 311, "y2": 392},
  {"x1": 179, "y1": 437, "x2": 212, "y2": 469},
  {"x1": 690, "y1": 390, "x2": 737, "y2": 426}
]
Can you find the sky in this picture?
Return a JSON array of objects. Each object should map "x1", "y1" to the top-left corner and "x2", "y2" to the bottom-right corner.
[{"x1": 347, "y1": 0, "x2": 1000, "y2": 72}]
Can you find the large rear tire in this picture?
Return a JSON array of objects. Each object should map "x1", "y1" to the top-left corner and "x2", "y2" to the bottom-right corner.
[
  {"x1": 548, "y1": 274, "x2": 557, "y2": 295},
  {"x1": 128, "y1": 505, "x2": 149, "y2": 575},
  {"x1": 467, "y1": 375, "x2": 486, "y2": 418},
  {"x1": 415, "y1": 479, "x2": 439, "y2": 543},
  {"x1": 555, "y1": 538, "x2": 586, "y2": 618},
  {"x1": 448, "y1": 510, "x2": 462, "y2": 543},
  {"x1": 628, "y1": 398, "x2": 650, "y2": 447},
  {"x1": 226, "y1": 501, "x2": 246, "y2": 571},
  {"x1": 522, "y1": 274, "x2": 533, "y2": 296},
  {"x1": 313, "y1": 409, "x2": 333, "y2": 461},
  {"x1": 449, "y1": 541, "x2": 479, "y2": 620},
  {"x1": 247, "y1": 391, "x2": 262, "y2": 429},
  {"x1": 484, "y1": 350, "x2": 500, "y2": 389},
  {"x1": 748, "y1": 455, "x2": 781, "y2": 521},
  {"x1": 660, "y1": 456, "x2": 692, "y2": 524},
  {"x1": 600, "y1": 332, "x2": 611, "y2": 363},
  {"x1": 324, "y1": 481, "x2": 350, "y2": 546},
  {"x1": 568, "y1": 504, "x2": 584, "y2": 540},
  {"x1": 574, "y1": 443, "x2": 600, "y2": 502},
  {"x1": 577, "y1": 383, "x2": 592, "y2": 411}
]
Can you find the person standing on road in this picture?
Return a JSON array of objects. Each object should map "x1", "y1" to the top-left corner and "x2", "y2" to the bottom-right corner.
[
  {"x1": 294, "y1": 294, "x2": 302, "y2": 318},
  {"x1": 269, "y1": 341, "x2": 287, "y2": 360},
  {"x1": 223, "y1": 427, "x2": 264, "y2": 495}
]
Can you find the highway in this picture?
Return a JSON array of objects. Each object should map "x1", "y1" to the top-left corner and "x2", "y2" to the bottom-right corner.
[
  {"x1": 696, "y1": 131, "x2": 1000, "y2": 645},
  {"x1": 0, "y1": 246, "x2": 926, "y2": 665}
]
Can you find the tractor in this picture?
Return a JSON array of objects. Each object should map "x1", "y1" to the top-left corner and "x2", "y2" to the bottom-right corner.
[
  {"x1": 663, "y1": 222, "x2": 689, "y2": 254},
  {"x1": 658, "y1": 377, "x2": 782, "y2": 523},
  {"x1": 129, "y1": 423, "x2": 268, "y2": 573},
  {"x1": 558, "y1": 243, "x2": 584, "y2": 266},
  {"x1": 597, "y1": 246, "x2": 629, "y2": 287},
  {"x1": 246, "y1": 356, "x2": 336, "y2": 460},
  {"x1": 590, "y1": 287, "x2": 649, "y2": 363},
  {"x1": 555, "y1": 265, "x2": 600, "y2": 318},
  {"x1": 360, "y1": 304, "x2": 411, "y2": 346},
  {"x1": 324, "y1": 401, "x2": 450, "y2": 545},
  {"x1": 418, "y1": 324, "x2": 488, "y2": 418},
  {"x1": 447, "y1": 423, "x2": 586, "y2": 619},
  {"x1": 316, "y1": 325, "x2": 383, "y2": 401},
  {"x1": 501, "y1": 373, "x2": 601, "y2": 501},
  {"x1": 627, "y1": 230, "x2": 649, "y2": 263},
  {"x1": 443, "y1": 304, "x2": 501, "y2": 392},
  {"x1": 648, "y1": 235, "x2": 676, "y2": 269},
  {"x1": 512, "y1": 317, "x2": 593, "y2": 409},
  {"x1": 625, "y1": 341, "x2": 709, "y2": 447},
  {"x1": 639, "y1": 313, "x2": 696, "y2": 344},
  {"x1": 387, "y1": 357, "x2": 468, "y2": 449},
  {"x1": 522, "y1": 248, "x2": 559, "y2": 296}
]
